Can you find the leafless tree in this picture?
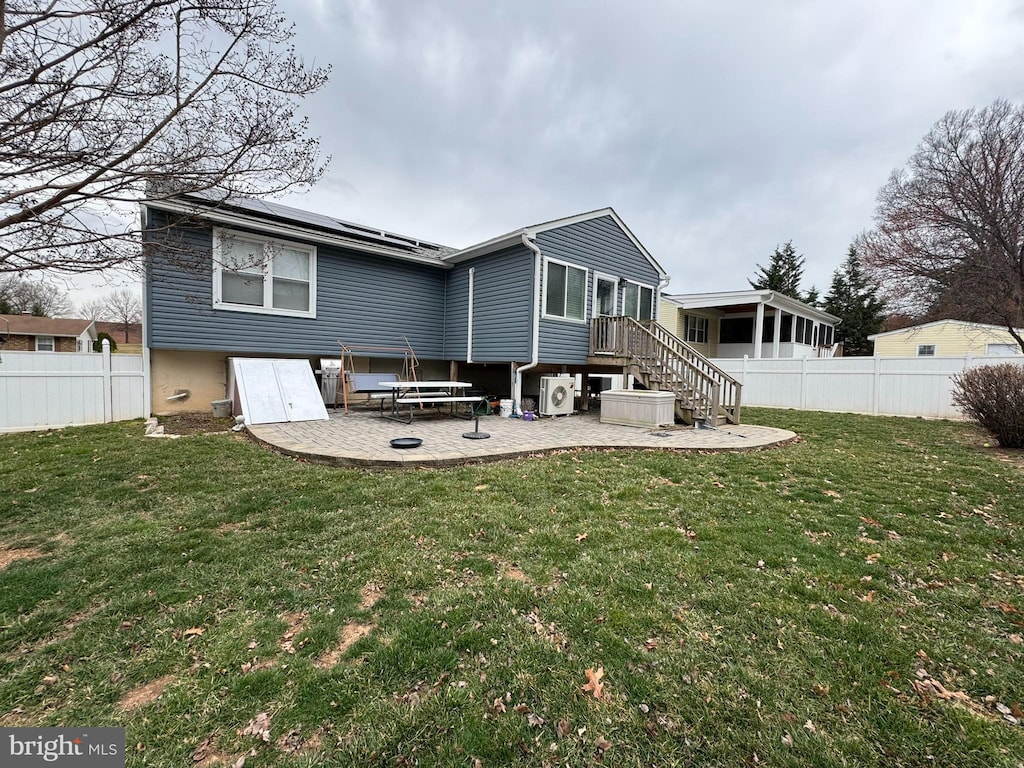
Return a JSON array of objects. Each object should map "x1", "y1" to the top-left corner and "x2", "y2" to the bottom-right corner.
[
  {"x1": 103, "y1": 288, "x2": 142, "y2": 341},
  {"x1": 0, "y1": 0, "x2": 330, "y2": 275},
  {"x1": 77, "y1": 297, "x2": 112, "y2": 321},
  {"x1": 859, "y1": 99, "x2": 1024, "y2": 352},
  {"x1": 0, "y1": 275, "x2": 74, "y2": 315}
]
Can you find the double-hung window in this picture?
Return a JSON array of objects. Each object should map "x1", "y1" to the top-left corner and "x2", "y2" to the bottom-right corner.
[
  {"x1": 684, "y1": 315, "x2": 709, "y2": 344},
  {"x1": 213, "y1": 230, "x2": 316, "y2": 317},
  {"x1": 36, "y1": 335, "x2": 55, "y2": 352},
  {"x1": 544, "y1": 259, "x2": 587, "y2": 321},
  {"x1": 622, "y1": 281, "x2": 654, "y2": 321}
]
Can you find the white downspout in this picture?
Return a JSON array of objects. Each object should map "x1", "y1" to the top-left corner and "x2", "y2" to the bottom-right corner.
[
  {"x1": 140, "y1": 203, "x2": 153, "y2": 418},
  {"x1": 512, "y1": 233, "x2": 543, "y2": 411},
  {"x1": 466, "y1": 267, "x2": 475, "y2": 364},
  {"x1": 655, "y1": 274, "x2": 670, "y2": 323}
]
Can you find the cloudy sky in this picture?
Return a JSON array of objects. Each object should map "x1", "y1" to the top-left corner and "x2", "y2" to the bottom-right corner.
[{"x1": 73, "y1": 0, "x2": 1024, "y2": 304}]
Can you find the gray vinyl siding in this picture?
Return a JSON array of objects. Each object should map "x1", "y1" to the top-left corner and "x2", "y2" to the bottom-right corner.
[
  {"x1": 536, "y1": 215, "x2": 661, "y2": 364},
  {"x1": 445, "y1": 244, "x2": 534, "y2": 362},
  {"x1": 145, "y1": 210, "x2": 446, "y2": 358}
]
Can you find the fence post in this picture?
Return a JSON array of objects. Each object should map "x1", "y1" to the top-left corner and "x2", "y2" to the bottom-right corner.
[
  {"x1": 872, "y1": 355, "x2": 881, "y2": 416},
  {"x1": 102, "y1": 338, "x2": 112, "y2": 423},
  {"x1": 742, "y1": 354, "x2": 748, "y2": 384},
  {"x1": 800, "y1": 356, "x2": 808, "y2": 410}
]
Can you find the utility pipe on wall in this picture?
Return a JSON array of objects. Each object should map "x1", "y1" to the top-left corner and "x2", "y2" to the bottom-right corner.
[
  {"x1": 466, "y1": 267, "x2": 475, "y2": 364},
  {"x1": 512, "y1": 233, "x2": 543, "y2": 410}
]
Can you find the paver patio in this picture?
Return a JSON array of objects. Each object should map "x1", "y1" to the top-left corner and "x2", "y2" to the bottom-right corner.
[{"x1": 246, "y1": 409, "x2": 797, "y2": 467}]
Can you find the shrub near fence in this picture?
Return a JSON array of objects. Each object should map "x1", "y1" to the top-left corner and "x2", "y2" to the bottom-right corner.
[
  {"x1": 713, "y1": 354, "x2": 1024, "y2": 419},
  {"x1": 0, "y1": 341, "x2": 145, "y2": 433}
]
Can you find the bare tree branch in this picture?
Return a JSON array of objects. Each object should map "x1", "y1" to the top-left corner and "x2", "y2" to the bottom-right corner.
[
  {"x1": 859, "y1": 99, "x2": 1024, "y2": 351},
  {"x1": 0, "y1": 0, "x2": 330, "y2": 274}
]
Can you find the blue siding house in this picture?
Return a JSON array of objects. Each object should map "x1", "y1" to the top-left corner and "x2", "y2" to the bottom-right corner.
[{"x1": 142, "y1": 194, "x2": 686, "y2": 417}]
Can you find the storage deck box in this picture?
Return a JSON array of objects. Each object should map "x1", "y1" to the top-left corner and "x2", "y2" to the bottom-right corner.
[{"x1": 599, "y1": 389, "x2": 675, "y2": 428}]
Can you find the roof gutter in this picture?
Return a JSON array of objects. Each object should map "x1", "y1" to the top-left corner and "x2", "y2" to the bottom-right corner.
[{"x1": 512, "y1": 233, "x2": 543, "y2": 412}]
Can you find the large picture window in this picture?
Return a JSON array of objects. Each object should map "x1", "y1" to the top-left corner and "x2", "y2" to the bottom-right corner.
[
  {"x1": 544, "y1": 259, "x2": 587, "y2": 321},
  {"x1": 214, "y1": 230, "x2": 316, "y2": 317},
  {"x1": 622, "y1": 281, "x2": 654, "y2": 321}
]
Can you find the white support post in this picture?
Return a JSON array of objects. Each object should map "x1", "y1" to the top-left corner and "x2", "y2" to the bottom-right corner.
[
  {"x1": 753, "y1": 302, "x2": 765, "y2": 359},
  {"x1": 772, "y1": 306, "x2": 782, "y2": 359}
]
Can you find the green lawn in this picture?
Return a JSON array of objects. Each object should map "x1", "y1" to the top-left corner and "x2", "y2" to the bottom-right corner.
[{"x1": 1, "y1": 409, "x2": 1022, "y2": 767}]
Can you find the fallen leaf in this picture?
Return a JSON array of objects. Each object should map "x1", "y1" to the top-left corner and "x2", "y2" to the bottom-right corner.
[
  {"x1": 803, "y1": 719, "x2": 816, "y2": 733},
  {"x1": 859, "y1": 516, "x2": 881, "y2": 527},
  {"x1": 865, "y1": 553, "x2": 881, "y2": 564},
  {"x1": 239, "y1": 712, "x2": 272, "y2": 742},
  {"x1": 582, "y1": 667, "x2": 605, "y2": 699},
  {"x1": 575, "y1": 532, "x2": 588, "y2": 543},
  {"x1": 595, "y1": 736, "x2": 612, "y2": 752},
  {"x1": 643, "y1": 638, "x2": 658, "y2": 651},
  {"x1": 527, "y1": 712, "x2": 545, "y2": 727},
  {"x1": 823, "y1": 489, "x2": 841, "y2": 499},
  {"x1": 781, "y1": 733, "x2": 793, "y2": 748},
  {"x1": 474, "y1": 484, "x2": 489, "y2": 491},
  {"x1": 859, "y1": 590, "x2": 876, "y2": 603},
  {"x1": 183, "y1": 627, "x2": 205, "y2": 638},
  {"x1": 941, "y1": 552, "x2": 956, "y2": 562},
  {"x1": 556, "y1": 719, "x2": 571, "y2": 738}
]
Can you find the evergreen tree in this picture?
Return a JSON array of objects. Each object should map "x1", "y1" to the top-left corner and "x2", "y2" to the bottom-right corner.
[
  {"x1": 803, "y1": 285, "x2": 821, "y2": 307},
  {"x1": 749, "y1": 241, "x2": 805, "y2": 299},
  {"x1": 824, "y1": 246, "x2": 886, "y2": 356}
]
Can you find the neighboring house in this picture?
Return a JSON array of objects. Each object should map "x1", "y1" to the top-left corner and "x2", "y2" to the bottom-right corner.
[
  {"x1": 868, "y1": 320, "x2": 1024, "y2": 357},
  {"x1": 659, "y1": 290, "x2": 841, "y2": 359},
  {"x1": 0, "y1": 314, "x2": 96, "y2": 353},
  {"x1": 142, "y1": 195, "x2": 742, "y2": 424}
]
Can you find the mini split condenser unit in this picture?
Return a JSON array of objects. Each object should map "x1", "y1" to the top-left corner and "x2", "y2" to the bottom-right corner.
[{"x1": 539, "y1": 376, "x2": 575, "y2": 416}]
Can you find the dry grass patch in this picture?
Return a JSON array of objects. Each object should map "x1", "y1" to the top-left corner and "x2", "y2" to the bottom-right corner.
[
  {"x1": 118, "y1": 673, "x2": 175, "y2": 712},
  {"x1": 0, "y1": 547, "x2": 43, "y2": 571},
  {"x1": 191, "y1": 733, "x2": 243, "y2": 767},
  {"x1": 359, "y1": 581, "x2": 384, "y2": 609},
  {"x1": 277, "y1": 611, "x2": 307, "y2": 655},
  {"x1": 315, "y1": 622, "x2": 375, "y2": 669}
]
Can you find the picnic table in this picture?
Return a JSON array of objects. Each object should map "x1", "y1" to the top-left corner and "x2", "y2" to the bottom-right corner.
[{"x1": 379, "y1": 380, "x2": 485, "y2": 424}]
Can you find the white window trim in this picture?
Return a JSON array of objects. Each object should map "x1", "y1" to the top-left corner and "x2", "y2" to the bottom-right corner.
[
  {"x1": 212, "y1": 228, "x2": 317, "y2": 318},
  {"x1": 685, "y1": 314, "x2": 709, "y2": 344},
  {"x1": 917, "y1": 344, "x2": 936, "y2": 356},
  {"x1": 542, "y1": 256, "x2": 588, "y2": 324},
  {"x1": 591, "y1": 272, "x2": 619, "y2": 319},
  {"x1": 35, "y1": 335, "x2": 55, "y2": 352},
  {"x1": 621, "y1": 279, "x2": 656, "y2": 321}
]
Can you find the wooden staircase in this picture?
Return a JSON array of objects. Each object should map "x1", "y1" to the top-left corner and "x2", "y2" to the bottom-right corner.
[{"x1": 589, "y1": 316, "x2": 742, "y2": 425}]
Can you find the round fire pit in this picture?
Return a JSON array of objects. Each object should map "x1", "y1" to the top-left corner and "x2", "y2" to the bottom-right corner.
[{"x1": 390, "y1": 437, "x2": 423, "y2": 449}]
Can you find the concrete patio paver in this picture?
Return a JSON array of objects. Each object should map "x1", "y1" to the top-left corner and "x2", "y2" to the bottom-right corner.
[{"x1": 246, "y1": 409, "x2": 797, "y2": 467}]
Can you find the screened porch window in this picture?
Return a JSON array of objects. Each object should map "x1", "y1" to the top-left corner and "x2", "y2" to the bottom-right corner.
[{"x1": 544, "y1": 259, "x2": 587, "y2": 321}]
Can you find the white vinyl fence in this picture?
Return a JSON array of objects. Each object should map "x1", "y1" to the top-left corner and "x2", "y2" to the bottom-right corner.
[
  {"x1": 715, "y1": 354, "x2": 1024, "y2": 419},
  {"x1": 0, "y1": 342, "x2": 145, "y2": 433}
]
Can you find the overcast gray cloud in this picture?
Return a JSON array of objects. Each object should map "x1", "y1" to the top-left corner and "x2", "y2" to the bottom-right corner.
[
  {"x1": 264, "y1": 0, "x2": 1024, "y2": 295},
  {"x1": 66, "y1": 0, "x2": 1024, "y2": 304}
]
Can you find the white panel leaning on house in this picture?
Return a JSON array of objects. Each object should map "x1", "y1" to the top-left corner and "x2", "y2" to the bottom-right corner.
[{"x1": 231, "y1": 358, "x2": 329, "y2": 426}]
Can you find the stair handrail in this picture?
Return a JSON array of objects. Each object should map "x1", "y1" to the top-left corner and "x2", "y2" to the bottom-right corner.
[{"x1": 590, "y1": 316, "x2": 742, "y2": 424}]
